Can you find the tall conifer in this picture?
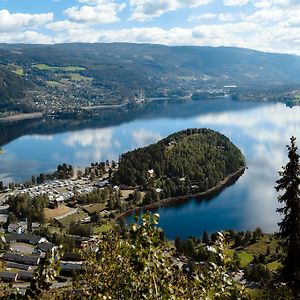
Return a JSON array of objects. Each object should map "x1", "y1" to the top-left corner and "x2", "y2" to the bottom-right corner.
[{"x1": 276, "y1": 136, "x2": 300, "y2": 297}]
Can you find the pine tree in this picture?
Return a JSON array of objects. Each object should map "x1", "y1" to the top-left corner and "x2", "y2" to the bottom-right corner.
[
  {"x1": 202, "y1": 230, "x2": 210, "y2": 244},
  {"x1": 276, "y1": 136, "x2": 300, "y2": 297}
]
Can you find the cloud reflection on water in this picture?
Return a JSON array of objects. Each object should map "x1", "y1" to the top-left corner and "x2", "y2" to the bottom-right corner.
[
  {"x1": 195, "y1": 103, "x2": 300, "y2": 234},
  {"x1": 63, "y1": 127, "x2": 120, "y2": 162},
  {"x1": 131, "y1": 129, "x2": 161, "y2": 148}
]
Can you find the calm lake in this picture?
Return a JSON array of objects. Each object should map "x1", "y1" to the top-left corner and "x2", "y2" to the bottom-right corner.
[{"x1": 0, "y1": 99, "x2": 299, "y2": 239}]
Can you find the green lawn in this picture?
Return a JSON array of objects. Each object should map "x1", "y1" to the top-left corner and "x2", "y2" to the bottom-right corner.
[
  {"x1": 13, "y1": 67, "x2": 24, "y2": 76},
  {"x1": 266, "y1": 260, "x2": 281, "y2": 271},
  {"x1": 68, "y1": 73, "x2": 93, "y2": 81},
  {"x1": 227, "y1": 235, "x2": 281, "y2": 270},
  {"x1": 245, "y1": 235, "x2": 278, "y2": 256},
  {"x1": 93, "y1": 224, "x2": 113, "y2": 235},
  {"x1": 238, "y1": 251, "x2": 254, "y2": 267},
  {"x1": 225, "y1": 249, "x2": 253, "y2": 267},
  {"x1": 33, "y1": 63, "x2": 85, "y2": 71},
  {"x1": 58, "y1": 209, "x2": 88, "y2": 226}
]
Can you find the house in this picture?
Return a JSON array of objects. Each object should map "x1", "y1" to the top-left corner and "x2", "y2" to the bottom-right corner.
[
  {"x1": 6, "y1": 261, "x2": 33, "y2": 271},
  {"x1": 0, "y1": 271, "x2": 18, "y2": 282},
  {"x1": 94, "y1": 180, "x2": 109, "y2": 188},
  {"x1": 4, "y1": 234, "x2": 47, "y2": 245},
  {"x1": 35, "y1": 242, "x2": 57, "y2": 254},
  {"x1": 2, "y1": 253, "x2": 41, "y2": 266},
  {"x1": 61, "y1": 252, "x2": 83, "y2": 262},
  {"x1": 7, "y1": 223, "x2": 26, "y2": 235},
  {"x1": 60, "y1": 262, "x2": 83, "y2": 276},
  {"x1": 17, "y1": 271, "x2": 34, "y2": 282}
]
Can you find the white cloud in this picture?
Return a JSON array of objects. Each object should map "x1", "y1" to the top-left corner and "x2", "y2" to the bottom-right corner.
[
  {"x1": 0, "y1": 10, "x2": 53, "y2": 32},
  {"x1": 129, "y1": 0, "x2": 212, "y2": 22},
  {"x1": 188, "y1": 13, "x2": 217, "y2": 22},
  {"x1": 64, "y1": 0, "x2": 126, "y2": 24},
  {"x1": 223, "y1": 0, "x2": 250, "y2": 6},
  {"x1": 47, "y1": 20, "x2": 90, "y2": 32},
  {"x1": 218, "y1": 13, "x2": 239, "y2": 22},
  {"x1": 3, "y1": 0, "x2": 300, "y2": 56},
  {"x1": 0, "y1": 31, "x2": 53, "y2": 44}
]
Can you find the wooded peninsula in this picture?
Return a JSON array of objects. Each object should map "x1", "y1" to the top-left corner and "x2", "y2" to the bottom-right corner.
[{"x1": 113, "y1": 128, "x2": 245, "y2": 205}]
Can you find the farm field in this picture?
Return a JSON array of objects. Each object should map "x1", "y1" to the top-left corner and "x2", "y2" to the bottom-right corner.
[
  {"x1": 33, "y1": 64, "x2": 85, "y2": 71},
  {"x1": 46, "y1": 80, "x2": 61, "y2": 87},
  {"x1": 68, "y1": 73, "x2": 92, "y2": 81}
]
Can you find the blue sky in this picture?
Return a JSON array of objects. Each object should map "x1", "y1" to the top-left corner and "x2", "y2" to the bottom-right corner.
[{"x1": 0, "y1": 0, "x2": 299, "y2": 54}]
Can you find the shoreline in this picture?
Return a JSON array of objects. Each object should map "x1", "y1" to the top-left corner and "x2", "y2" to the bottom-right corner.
[
  {"x1": 0, "y1": 112, "x2": 43, "y2": 122},
  {"x1": 117, "y1": 166, "x2": 246, "y2": 220}
]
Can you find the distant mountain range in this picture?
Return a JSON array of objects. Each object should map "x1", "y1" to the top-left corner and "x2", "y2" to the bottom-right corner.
[
  {"x1": 1, "y1": 43, "x2": 300, "y2": 113},
  {"x1": 1, "y1": 43, "x2": 300, "y2": 84}
]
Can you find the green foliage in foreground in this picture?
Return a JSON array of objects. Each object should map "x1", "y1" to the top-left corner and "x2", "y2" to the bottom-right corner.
[
  {"x1": 66, "y1": 214, "x2": 246, "y2": 299},
  {"x1": 113, "y1": 129, "x2": 245, "y2": 199}
]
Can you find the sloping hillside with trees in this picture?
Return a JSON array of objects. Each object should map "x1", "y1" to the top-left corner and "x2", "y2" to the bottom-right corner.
[{"x1": 0, "y1": 67, "x2": 31, "y2": 112}]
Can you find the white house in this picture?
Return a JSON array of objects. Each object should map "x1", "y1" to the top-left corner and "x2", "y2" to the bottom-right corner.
[{"x1": 7, "y1": 223, "x2": 26, "y2": 235}]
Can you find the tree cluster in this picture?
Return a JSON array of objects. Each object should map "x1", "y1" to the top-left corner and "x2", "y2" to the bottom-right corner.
[{"x1": 7, "y1": 194, "x2": 48, "y2": 224}]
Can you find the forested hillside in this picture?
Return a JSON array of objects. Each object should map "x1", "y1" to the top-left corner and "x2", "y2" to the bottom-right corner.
[
  {"x1": 113, "y1": 128, "x2": 245, "y2": 199},
  {"x1": 0, "y1": 67, "x2": 31, "y2": 112},
  {"x1": 2, "y1": 43, "x2": 300, "y2": 85}
]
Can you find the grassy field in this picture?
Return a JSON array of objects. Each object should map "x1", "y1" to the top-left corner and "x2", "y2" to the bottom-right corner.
[
  {"x1": 46, "y1": 80, "x2": 61, "y2": 87},
  {"x1": 13, "y1": 67, "x2": 24, "y2": 76},
  {"x1": 93, "y1": 223, "x2": 113, "y2": 235},
  {"x1": 238, "y1": 251, "x2": 254, "y2": 267},
  {"x1": 68, "y1": 73, "x2": 93, "y2": 81},
  {"x1": 266, "y1": 260, "x2": 281, "y2": 271},
  {"x1": 225, "y1": 235, "x2": 280, "y2": 270},
  {"x1": 33, "y1": 64, "x2": 85, "y2": 71},
  {"x1": 225, "y1": 249, "x2": 254, "y2": 268},
  {"x1": 245, "y1": 235, "x2": 278, "y2": 256},
  {"x1": 58, "y1": 209, "x2": 88, "y2": 226},
  {"x1": 44, "y1": 205, "x2": 71, "y2": 220}
]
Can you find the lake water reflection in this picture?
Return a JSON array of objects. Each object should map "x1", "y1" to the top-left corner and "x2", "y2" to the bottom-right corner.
[{"x1": 1, "y1": 99, "x2": 299, "y2": 238}]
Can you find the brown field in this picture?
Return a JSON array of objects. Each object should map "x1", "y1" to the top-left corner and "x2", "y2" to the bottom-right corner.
[{"x1": 44, "y1": 205, "x2": 71, "y2": 220}]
